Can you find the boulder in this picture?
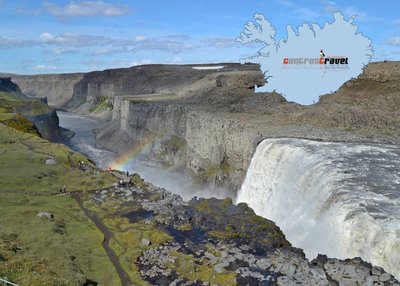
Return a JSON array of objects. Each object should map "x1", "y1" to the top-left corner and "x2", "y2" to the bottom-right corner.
[
  {"x1": 45, "y1": 158, "x2": 57, "y2": 165},
  {"x1": 141, "y1": 238, "x2": 151, "y2": 247},
  {"x1": 37, "y1": 212, "x2": 54, "y2": 219}
]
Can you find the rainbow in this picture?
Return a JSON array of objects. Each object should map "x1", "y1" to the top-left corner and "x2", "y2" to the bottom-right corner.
[{"x1": 109, "y1": 133, "x2": 158, "y2": 171}]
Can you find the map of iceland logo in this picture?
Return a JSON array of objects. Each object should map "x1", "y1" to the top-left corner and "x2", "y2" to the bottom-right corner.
[{"x1": 237, "y1": 12, "x2": 373, "y2": 104}]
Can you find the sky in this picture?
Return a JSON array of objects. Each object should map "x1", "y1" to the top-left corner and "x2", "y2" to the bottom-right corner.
[{"x1": 0, "y1": 0, "x2": 399, "y2": 75}]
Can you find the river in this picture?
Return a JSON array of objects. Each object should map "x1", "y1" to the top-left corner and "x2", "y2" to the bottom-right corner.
[{"x1": 58, "y1": 111, "x2": 225, "y2": 201}]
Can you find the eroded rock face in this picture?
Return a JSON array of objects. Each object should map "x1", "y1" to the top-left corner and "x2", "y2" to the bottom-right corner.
[
  {"x1": 95, "y1": 61, "x2": 400, "y2": 190},
  {"x1": 0, "y1": 77, "x2": 21, "y2": 93},
  {"x1": 8, "y1": 62, "x2": 400, "y2": 189},
  {"x1": 10, "y1": 73, "x2": 84, "y2": 108}
]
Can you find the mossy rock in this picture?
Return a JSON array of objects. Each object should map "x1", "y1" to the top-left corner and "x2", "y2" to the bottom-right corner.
[
  {"x1": 129, "y1": 173, "x2": 148, "y2": 189},
  {"x1": 192, "y1": 198, "x2": 290, "y2": 250}
]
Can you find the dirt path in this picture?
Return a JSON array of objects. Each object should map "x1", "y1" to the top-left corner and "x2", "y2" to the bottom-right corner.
[{"x1": 74, "y1": 194, "x2": 132, "y2": 286}]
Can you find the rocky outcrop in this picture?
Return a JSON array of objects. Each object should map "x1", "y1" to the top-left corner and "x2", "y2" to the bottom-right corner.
[
  {"x1": 296, "y1": 61, "x2": 400, "y2": 135},
  {"x1": 0, "y1": 77, "x2": 72, "y2": 142},
  {"x1": 0, "y1": 77, "x2": 21, "y2": 93},
  {"x1": 10, "y1": 73, "x2": 84, "y2": 107},
  {"x1": 67, "y1": 64, "x2": 261, "y2": 105},
  {"x1": 85, "y1": 173, "x2": 400, "y2": 285},
  {"x1": 25, "y1": 110, "x2": 73, "y2": 142}
]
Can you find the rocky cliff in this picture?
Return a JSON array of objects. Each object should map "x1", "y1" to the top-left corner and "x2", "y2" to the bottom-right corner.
[
  {"x1": 0, "y1": 77, "x2": 72, "y2": 142},
  {"x1": 95, "y1": 61, "x2": 400, "y2": 190},
  {"x1": 10, "y1": 73, "x2": 83, "y2": 107},
  {"x1": 0, "y1": 77, "x2": 22, "y2": 94},
  {"x1": 6, "y1": 62, "x2": 400, "y2": 189}
]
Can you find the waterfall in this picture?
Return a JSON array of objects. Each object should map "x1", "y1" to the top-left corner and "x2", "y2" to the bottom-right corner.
[{"x1": 237, "y1": 138, "x2": 400, "y2": 279}]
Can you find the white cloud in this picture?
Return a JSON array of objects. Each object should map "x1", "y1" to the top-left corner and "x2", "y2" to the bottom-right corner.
[
  {"x1": 83, "y1": 33, "x2": 197, "y2": 55},
  {"x1": 321, "y1": 0, "x2": 339, "y2": 13},
  {"x1": 342, "y1": 6, "x2": 381, "y2": 22},
  {"x1": 0, "y1": 31, "x2": 196, "y2": 54},
  {"x1": 134, "y1": 35, "x2": 147, "y2": 42},
  {"x1": 172, "y1": 57, "x2": 182, "y2": 63},
  {"x1": 44, "y1": 1, "x2": 131, "y2": 19},
  {"x1": 130, "y1": 59, "x2": 154, "y2": 66},
  {"x1": 91, "y1": 47, "x2": 127, "y2": 56},
  {"x1": 201, "y1": 37, "x2": 239, "y2": 49},
  {"x1": 40, "y1": 32, "x2": 112, "y2": 47},
  {"x1": 386, "y1": 37, "x2": 400, "y2": 46},
  {"x1": 165, "y1": 34, "x2": 191, "y2": 41},
  {"x1": 293, "y1": 8, "x2": 319, "y2": 20},
  {"x1": 78, "y1": 58, "x2": 153, "y2": 70},
  {"x1": 0, "y1": 36, "x2": 37, "y2": 48},
  {"x1": 130, "y1": 36, "x2": 198, "y2": 54},
  {"x1": 34, "y1": 64, "x2": 58, "y2": 71},
  {"x1": 49, "y1": 47, "x2": 78, "y2": 55}
]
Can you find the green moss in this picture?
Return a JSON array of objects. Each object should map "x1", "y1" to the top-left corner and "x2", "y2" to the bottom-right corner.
[
  {"x1": 208, "y1": 230, "x2": 244, "y2": 240},
  {"x1": 193, "y1": 199, "x2": 290, "y2": 248},
  {"x1": 169, "y1": 250, "x2": 236, "y2": 285},
  {"x1": 128, "y1": 99, "x2": 147, "y2": 105},
  {"x1": 176, "y1": 223, "x2": 192, "y2": 231},
  {"x1": 149, "y1": 192, "x2": 162, "y2": 202},
  {"x1": 0, "y1": 92, "x2": 52, "y2": 116},
  {"x1": 195, "y1": 200, "x2": 212, "y2": 213},
  {"x1": 89, "y1": 96, "x2": 112, "y2": 114},
  {"x1": 176, "y1": 223, "x2": 193, "y2": 231},
  {"x1": 0, "y1": 106, "x2": 12, "y2": 113},
  {"x1": 1, "y1": 113, "x2": 41, "y2": 137},
  {"x1": 100, "y1": 215, "x2": 172, "y2": 285},
  {"x1": 220, "y1": 198, "x2": 233, "y2": 210},
  {"x1": 205, "y1": 243, "x2": 221, "y2": 258}
]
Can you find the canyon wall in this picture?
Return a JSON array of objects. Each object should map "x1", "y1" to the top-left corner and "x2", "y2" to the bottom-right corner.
[
  {"x1": 6, "y1": 62, "x2": 400, "y2": 190},
  {"x1": 96, "y1": 61, "x2": 400, "y2": 191},
  {"x1": 10, "y1": 73, "x2": 84, "y2": 107}
]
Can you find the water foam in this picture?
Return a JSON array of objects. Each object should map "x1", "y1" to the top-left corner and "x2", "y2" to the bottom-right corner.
[{"x1": 236, "y1": 138, "x2": 400, "y2": 278}]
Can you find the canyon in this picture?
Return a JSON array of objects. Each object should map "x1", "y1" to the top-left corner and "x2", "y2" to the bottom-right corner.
[
  {"x1": 1, "y1": 61, "x2": 399, "y2": 284},
  {"x1": 9, "y1": 61, "x2": 400, "y2": 190}
]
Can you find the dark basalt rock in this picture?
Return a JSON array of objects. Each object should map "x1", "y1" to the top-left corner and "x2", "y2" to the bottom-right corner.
[{"x1": 87, "y1": 173, "x2": 400, "y2": 285}]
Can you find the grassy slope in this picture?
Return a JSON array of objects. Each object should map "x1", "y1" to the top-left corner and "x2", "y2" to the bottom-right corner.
[
  {"x1": 0, "y1": 91, "x2": 52, "y2": 116},
  {"x1": 0, "y1": 125, "x2": 114, "y2": 193},
  {"x1": 0, "y1": 194, "x2": 120, "y2": 286},
  {"x1": 0, "y1": 122, "x2": 120, "y2": 285}
]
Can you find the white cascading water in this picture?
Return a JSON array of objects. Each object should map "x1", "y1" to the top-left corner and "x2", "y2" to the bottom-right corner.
[{"x1": 237, "y1": 138, "x2": 400, "y2": 279}]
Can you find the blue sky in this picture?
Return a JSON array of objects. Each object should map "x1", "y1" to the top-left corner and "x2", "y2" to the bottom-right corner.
[{"x1": 0, "y1": 0, "x2": 399, "y2": 74}]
